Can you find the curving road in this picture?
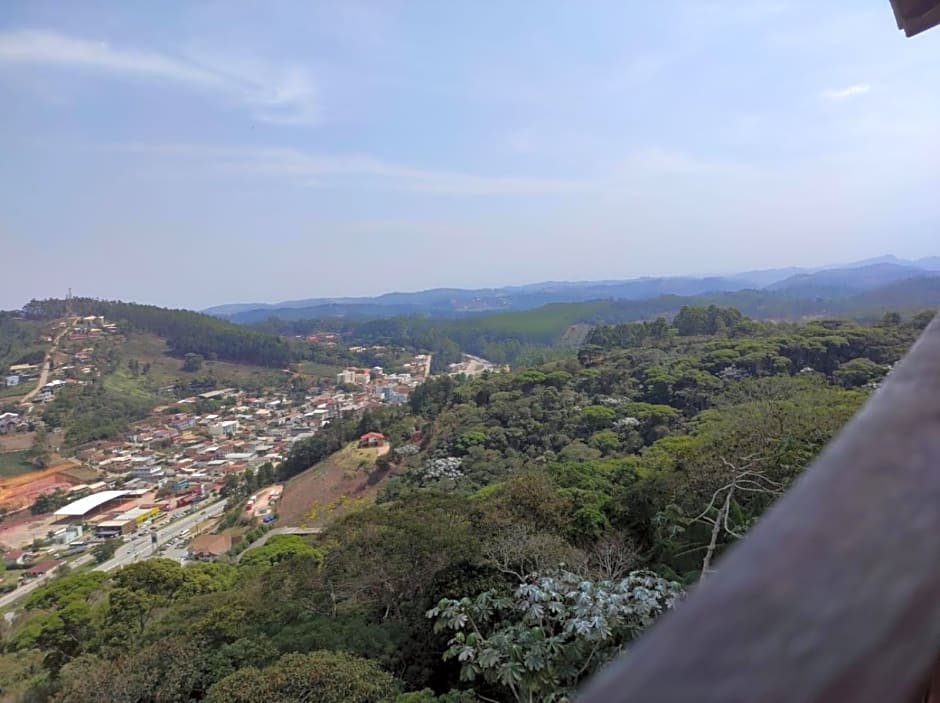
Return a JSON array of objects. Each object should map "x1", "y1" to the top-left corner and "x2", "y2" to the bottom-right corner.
[
  {"x1": 20, "y1": 317, "x2": 76, "y2": 407},
  {"x1": 238, "y1": 526, "x2": 323, "y2": 555}
]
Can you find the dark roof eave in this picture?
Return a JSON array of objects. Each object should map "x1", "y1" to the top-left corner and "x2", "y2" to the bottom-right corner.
[{"x1": 890, "y1": 0, "x2": 940, "y2": 36}]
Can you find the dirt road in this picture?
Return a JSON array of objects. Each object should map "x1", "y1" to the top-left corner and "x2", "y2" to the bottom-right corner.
[{"x1": 20, "y1": 318, "x2": 75, "y2": 407}]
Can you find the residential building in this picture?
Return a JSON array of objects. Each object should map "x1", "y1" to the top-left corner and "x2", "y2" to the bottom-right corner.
[
  {"x1": 359, "y1": 431, "x2": 386, "y2": 448},
  {"x1": 128, "y1": 465, "x2": 165, "y2": 480},
  {"x1": 5, "y1": 375, "x2": 20, "y2": 387},
  {"x1": 337, "y1": 369, "x2": 357, "y2": 385},
  {"x1": 209, "y1": 420, "x2": 239, "y2": 438},
  {"x1": 3, "y1": 550, "x2": 31, "y2": 568}
]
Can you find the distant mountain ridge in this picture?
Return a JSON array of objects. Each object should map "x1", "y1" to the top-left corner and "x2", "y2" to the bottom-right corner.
[
  {"x1": 204, "y1": 255, "x2": 940, "y2": 323},
  {"x1": 765, "y1": 262, "x2": 937, "y2": 297}
]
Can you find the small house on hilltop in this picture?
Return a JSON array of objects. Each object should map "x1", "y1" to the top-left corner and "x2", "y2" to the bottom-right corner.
[{"x1": 358, "y1": 432, "x2": 386, "y2": 448}]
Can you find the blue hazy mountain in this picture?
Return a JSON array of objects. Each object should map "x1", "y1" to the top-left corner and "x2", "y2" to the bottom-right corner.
[{"x1": 204, "y1": 255, "x2": 939, "y2": 322}]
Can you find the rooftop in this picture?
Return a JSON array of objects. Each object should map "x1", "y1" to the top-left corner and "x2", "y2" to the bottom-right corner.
[
  {"x1": 54, "y1": 490, "x2": 132, "y2": 517},
  {"x1": 190, "y1": 533, "x2": 232, "y2": 556},
  {"x1": 890, "y1": 0, "x2": 940, "y2": 35},
  {"x1": 24, "y1": 559, "x2": 64, "y2": 576}
]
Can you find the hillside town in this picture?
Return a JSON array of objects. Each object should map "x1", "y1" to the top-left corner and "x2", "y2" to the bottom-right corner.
[{"x1": 0, "y1": 314, "x2": 446, "y2": 585}]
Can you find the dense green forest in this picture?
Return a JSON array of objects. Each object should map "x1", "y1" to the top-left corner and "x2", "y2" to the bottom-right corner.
[
  {"x1": 0, "y1": 312, "x2": 47, "y2": 373},
  {"x1": 40, "y1": 383, "x2": 154, "y2": 447},
  {"x1": 23, "y1": 299, "x2": 294, "y2": 368},
  {"x1": 3, "y1": 307, "x2": 932, "y2": 702}
]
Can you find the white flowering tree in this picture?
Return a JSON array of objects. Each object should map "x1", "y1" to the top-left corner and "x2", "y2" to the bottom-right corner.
[
  {"x1": 406, "y1": 456, "x2": 465, "y2": 487},
  {"x1": 427, "y1": 570, "x2": 682, "y2": 703}
]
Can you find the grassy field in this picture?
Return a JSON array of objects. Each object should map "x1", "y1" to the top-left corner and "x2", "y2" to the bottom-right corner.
[
  {"x1": 0, "y1": 451, "x2": 36, "y2": 477},
  {"x1": 108, "y1": 333, "x2": 293, "y2": 397},
  {"x1": 103, "y1": 366, "x2": 163, "y2": 402},
  {"x1": 0, "y1": 432, "x2": 34, "y2": 452},
  {"x1": 278, "y1": 442, "x2": 391, "y2": 527},
  {"x1": 465, "y1": 301, "x2": 614, "y2": 339},
  {"x1": 114, "y1": 333, "x2": 184, "y2": 387},
  {"x1": 0, "y1": 381, "x2": 36, "y2": 399},
  {"x1": 201, "y1": 359, "x2": 291, "y2": 390},
  {"x1": 294, "y1": 360, "x2": 345, "y2": 380}
]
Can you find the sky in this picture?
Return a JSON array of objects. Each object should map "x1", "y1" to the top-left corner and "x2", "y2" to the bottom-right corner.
[{"x1": 1, "y1": 1, "x2": 939, "y2": 310}]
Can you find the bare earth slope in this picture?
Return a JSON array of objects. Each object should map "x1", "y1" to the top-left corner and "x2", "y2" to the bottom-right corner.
[{"x1": 277, "y1": 442, "x2": 392, "y2": 527}]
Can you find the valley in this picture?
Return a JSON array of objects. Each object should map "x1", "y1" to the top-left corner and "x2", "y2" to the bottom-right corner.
[{"x1": 0, "y1": 268, "x2": 936, "y2": 702}]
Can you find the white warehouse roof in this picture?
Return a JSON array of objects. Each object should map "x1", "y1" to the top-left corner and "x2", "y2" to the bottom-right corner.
[{"x1": 54, "y1": 490, "x2": 132, "y2": 517}]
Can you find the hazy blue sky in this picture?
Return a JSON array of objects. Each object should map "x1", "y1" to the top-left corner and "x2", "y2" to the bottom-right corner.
[{"x1": 2, "y1": 1, "x2": 939, "y2": 310}]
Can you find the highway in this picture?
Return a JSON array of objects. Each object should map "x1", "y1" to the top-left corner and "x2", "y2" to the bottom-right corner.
[
  {"x1": 96, "y1": 498, "x2": 227, "y2": 571},
  {"x1": 0, "y1": 498, "x2": 228, "y2": 609}
]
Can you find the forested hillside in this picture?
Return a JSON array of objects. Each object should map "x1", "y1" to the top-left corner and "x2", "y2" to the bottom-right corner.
[
  {"x1": 23, "y1": 299, "x2": 293, "y2": 368},
  {"x1": 255, "y1": 278, "x2": 940, "y2": 366},
  {"x1": 0, "y1": 312, "x2": 47, "y2": 372},
  {"x1": 4, "y1": 307, "x2": 932, "y2": 702}
]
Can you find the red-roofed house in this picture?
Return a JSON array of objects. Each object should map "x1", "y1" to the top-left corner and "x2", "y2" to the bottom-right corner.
[
  {"x1": 358, "y1": 432, "x2": 386, "y2": 448},
  {"x1": 23, "y1": 559, "x2": 64, "y2": 578}
]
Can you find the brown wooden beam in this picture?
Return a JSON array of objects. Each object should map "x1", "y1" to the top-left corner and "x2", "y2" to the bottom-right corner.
[{"x1": 579, "y1": 312, "x2": 940, "y2": 703}]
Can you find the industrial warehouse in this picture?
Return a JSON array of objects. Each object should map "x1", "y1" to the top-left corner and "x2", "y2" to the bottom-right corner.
[{"x1": 54, "y1": 489, "x2": 171, "y2": 538}]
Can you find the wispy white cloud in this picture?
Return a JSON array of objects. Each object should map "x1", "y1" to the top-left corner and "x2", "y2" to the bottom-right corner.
[
  {"x1": 110, "y1": 143, "x2": 589, "y2": 196},
  {"x1": 822, "y1": 84, "x2": 871, "y2": 100},
  {"x1": 0, "y1": 29, "x2": 318, "y2": 124}
]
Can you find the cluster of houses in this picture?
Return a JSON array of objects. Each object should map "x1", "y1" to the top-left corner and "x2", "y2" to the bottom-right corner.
[
  {"x1": 0, "y1": 327, "x2": 447, "y2": 565},
  {"x1": 3, "y1": 315, "x2": 117, "y2": 400},
  {"x1": 335, "y1": 355, "x2": 430, "y2": 405},
  {"x1": 73, "y1": 378, "x2": 413, "y2": 497},
  {"x1": 66, "y1": 315, "x2": 118, "y2": 342},
  {"x1": 2, "y1": 549, "x2": 65, "y2": 580}
]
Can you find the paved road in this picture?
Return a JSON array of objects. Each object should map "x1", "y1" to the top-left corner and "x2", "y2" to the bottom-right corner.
[
  {"x1": 239, "y1": 526, "x2": 323, "y2": 555},
  {"x1": 0, "y1": 555, "x2": 91, "y2": 609},
  {"x1": 447, "y1": 353, "x2": 495, "y2": 377},
  {"x1": 0, "y1": 499, "x2": 228, "y2": 609},
  {"x1": 20, "y1": 317, "x2": 76, "y2": 406},
  {"x1": 96, "y1": 498, "x2": 228, "y2": 572}
]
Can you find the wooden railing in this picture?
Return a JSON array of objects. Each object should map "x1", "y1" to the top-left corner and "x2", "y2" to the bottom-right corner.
[{"x1": 579, "y1": 313, "x2": 940, "y2": 703}]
